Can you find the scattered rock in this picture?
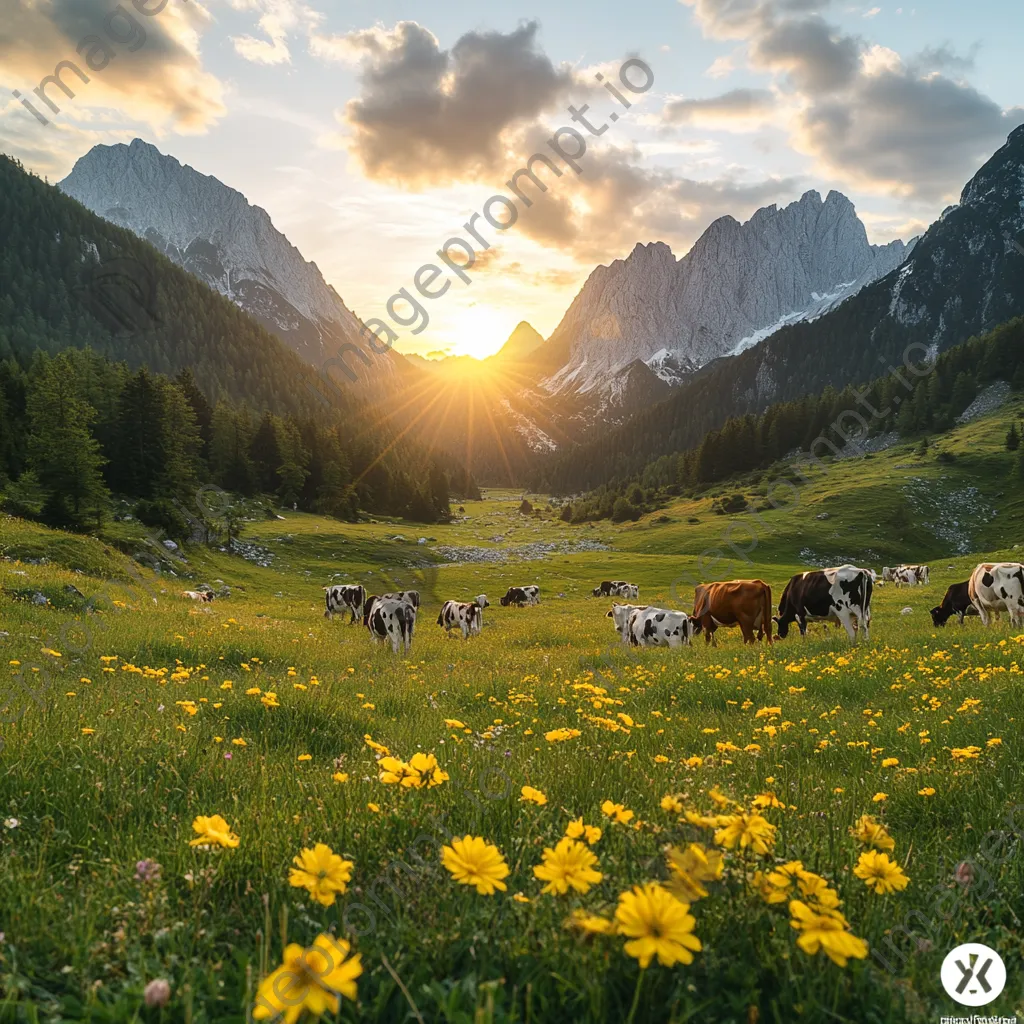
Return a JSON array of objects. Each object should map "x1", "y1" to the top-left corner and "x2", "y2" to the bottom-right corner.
[
  {"x1": 900, "y1": 607, "x2": 914, "y2": 616},
  {"x1": 31, "y1": 592, "x2": 48, "y2": 605},
  {"x1": 956, "y1": 381, "x2": 1011, "y2": 424},
  {"x1": 162, "y1": 539, "x2": 178, "y2": 551}
]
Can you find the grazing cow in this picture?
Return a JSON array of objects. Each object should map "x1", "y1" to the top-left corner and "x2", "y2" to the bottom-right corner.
[
  {"x1": 774, "y1": 565, "x2": 873, "y2": 643},
  {"x1": 968, "y1": 563, "x2": 1024, "y2": 627},
  {"x1": 892, "y1": 567, "x2": 918, "y2": 588},
  {"x1": 628, "y1": 606, "x2": 696, "y2": 648},
  {"x1": 366, "y1": 597, "x2": 415, "y2": 653},
  {"x1": 881, "y1": 567, "x2": 896, "y2": 582},
  {"x1": 324, "y1": 584, "x2": 366, "y2": 623},
  {"x1": 930, "y1": 582, "x2": 979, "y2": 627},
  {"x1": 437, "y1": 600, "x2": 482, "y2": 639},
  {"x1": 500, "y1": 585, "x2": 540, "y2": 607},
  {"x1": 607, "y1": 603, "x2": 647, "y2": 642},
  {"x1": 181, "y1": 590, "x2": 214, "y2": 603},
  {"x1": 592, "y1": 580, "x2": 639, "y2": 599},
  {"x1": 691, "y1": 580, "x2": 773, "y2": 645},
  {"x1": 910, "y1": 565, "x2": 930, "y2": 585}
]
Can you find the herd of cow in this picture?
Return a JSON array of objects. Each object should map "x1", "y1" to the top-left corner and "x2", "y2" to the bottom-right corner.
[{"x1": 317, "y1": 562, "x2": 1024, "y2": 654}]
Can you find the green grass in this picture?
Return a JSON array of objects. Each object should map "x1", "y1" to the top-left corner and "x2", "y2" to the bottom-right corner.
[{"x1": 2, "y1": 412, "x2": 1024, "y2": 1023}]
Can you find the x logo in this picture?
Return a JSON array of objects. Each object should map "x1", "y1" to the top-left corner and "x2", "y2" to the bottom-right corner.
[{"x1": 954, "y1": 953, "x2": 993, "y2": 995}]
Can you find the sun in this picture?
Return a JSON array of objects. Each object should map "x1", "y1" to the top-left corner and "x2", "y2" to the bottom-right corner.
[{"x1": 447, "y1": 305, "x2": 513, "y2": 360}]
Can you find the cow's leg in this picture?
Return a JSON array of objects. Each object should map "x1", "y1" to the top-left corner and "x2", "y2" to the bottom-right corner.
[
  {"x1": 797, "y1": 615, "x2": 808, "y2": 638},
  {"x1": 976, "y1": 604, "x2": 991, "y2": 627}
]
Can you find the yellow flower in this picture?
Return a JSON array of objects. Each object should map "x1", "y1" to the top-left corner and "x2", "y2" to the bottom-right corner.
[
  {"x1": 253, "y1": 934, "x2": 361, "y2": 1023},
  {"x1": 533, "y1": 838, "x2": 603, "y2": 896},
  {"x1": 261, "y1": 692, "x2": 280, "y2": 708},
  {"x1": 232, "y1": 738, "x2": 247, "y2": 747},
  {"x1": 707, "y1": 786, "x2": 732, "y2": 808},
  {"x1": 682, "y1": 756, "x2": 704, "y2": 769},
  {"x1": 288, "y1": 843, "x2": 354, "y2": 907},
  {"x1": 987, "y1": 737, "x2": 1002, "y2": 747},
  {"x1": 601, "y1": 800, "x2": 635, "y2": 825},
  {"x1": 441, "y1": 835, "x2": 510, "y2": 895},
  {"x1": 444, "y1": 718, "x2": 467, "y2": 730},
  {"x1": 872, "y1": 792, "x2": 888, "y2": 803},
  {"x1": 881, "y1": 757, "x2": 899, "y2": 768},
  {"x1": 849, "y1": 814, "x2": 895, "y2": 851},
  {"x1": 545, "y1": 728, "x2": 581, "y2": 742},
  {"x1": 665, "y1": 843, "x2": 723, "y2": 901},
  {"x1": 615, "y1": 883, "x2": 702, "y2": 968},
  {"x1": 565, "y1": 817, "x2": 602, "y2": 845},
  {"x1": 854, "y1": 850, "x2": 909, "y2": 895},
  {"x1": 189, "y1": 814, "x2": 239, "y2": 849},
  {"x1": 297, "y1": 754, "x2": 312, "y2": 762},
  {"x1": 788, "y1": 900, "x2": 868, "y2": 967},
  {"x1": 364, "y1": 734, "x2": 390, "y2": 757},
  {"x1": 404, "y1": 751, "x2": 449, "y2": 788},
  {"x1": 367, "y1": 803, "x2": 381, "y2": 813},
  {"x1": 521, "y1": 786, "x2": 548, "y2": 806},
  {"x1": 378, "y1": 757, "x2": 414, "y2": 786},
  {"x1": 566, "y1": 909, "x2": 618, "y2": 935},
  {"x1": 245, "y1": 687, "x2": 261, "y2": 696},
  {"x1": 660, "y1": 795, "x2": 685, "y2": 814},
  {"x1": 918, "y1": 787, "x2": 935, "y2": 797},
  {"x1": 714, "y1": 813, "x2": 776, "y2": 855},
  {"x1": 751, "y1": 792, "x2": 784, "y2": 810},
  {"x1": 333, "y1": 772, "x2": 349, "y2": 784},
  {"x1": 81, "y1": 727, "x2": 96, "y2": 736}
]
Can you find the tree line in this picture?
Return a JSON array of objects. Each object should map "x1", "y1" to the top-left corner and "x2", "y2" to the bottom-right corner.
[
  {"x1": 0, "y1": 349, "x2": 478, "y2": 535},
  {"x1": 566, "y1": 316, "x2": 1024, "y2": 522}
]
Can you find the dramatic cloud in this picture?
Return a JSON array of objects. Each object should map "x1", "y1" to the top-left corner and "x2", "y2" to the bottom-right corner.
[
  {"x1": 662, "y1": 87, "x2": 776, "y2": 128},
  {"x1": 681, "y1": 0, "x2": 1024, "y2": 201},
  {"x1": 0, "y1": 0, "x2": 224, "y2": 132},
  {"x1": 329, "y1": 21, "x2": 581, "y2": 186}
]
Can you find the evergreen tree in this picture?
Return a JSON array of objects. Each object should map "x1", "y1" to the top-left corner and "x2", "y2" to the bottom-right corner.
[
  {"x1": 26, "y1": 353, "x2": 109, "y2": 528},
  {"x1": 1007, "y1": 423, "x2": 1021, "y2": 451}
]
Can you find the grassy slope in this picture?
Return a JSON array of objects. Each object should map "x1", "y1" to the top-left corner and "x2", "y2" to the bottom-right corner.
[{"x1": 1, "y1": 409, "x2": 1023, "y2": 1022}]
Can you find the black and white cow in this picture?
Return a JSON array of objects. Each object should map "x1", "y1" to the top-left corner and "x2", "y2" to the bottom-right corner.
[
  {"x1": 607, "y1": 603, "x2": 647, "y2": 642},
  {"x1": 592, "y1": 580, "x2": 639, "y2": 599},
  {"x1": 366, "y1": 596, "x2": 416, "y2": 653},
  {"x1": 475, "y1": 594, "x2": 489, "y2": 609},
  {"x1": 500, "y1": 585, "x2": 540, "y2": 607},
  {"x1": 437, "y1": 600, "x2": 482, "y2": 639},
  {"x1": 627, "y1": 606, "x2": 696, "y2": 648},
  {"x1": 774, "y1": 565, "x2": 873, "y2": 643},
  {"x1": 324, "y1": 584, "x2": 365, "y2": 623},
  {"x1": 929, "y1": 581, "x2": 979, "y2": 627},
  {"x1": 968, "y1": 562, "x2": 1024, "y2": 627}
]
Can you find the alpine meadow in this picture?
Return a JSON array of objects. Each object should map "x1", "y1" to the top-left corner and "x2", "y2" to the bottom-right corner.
[{"x1": 2, "y1": 1, "x2": 1024, "y2": 1022}]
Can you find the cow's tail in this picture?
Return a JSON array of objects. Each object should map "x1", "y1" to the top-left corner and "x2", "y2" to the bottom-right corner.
[
  {"x1": 763, "y1": 584, "x2": 773, "y2": 643},
  {"x1": 436, "y1": 608, "x2": 444, "y2": 626}
]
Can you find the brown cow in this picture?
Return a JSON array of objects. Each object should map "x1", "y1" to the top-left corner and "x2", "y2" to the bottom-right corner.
[{"x1": 692, "y1": 580, "x2": 773, "y2": 645}]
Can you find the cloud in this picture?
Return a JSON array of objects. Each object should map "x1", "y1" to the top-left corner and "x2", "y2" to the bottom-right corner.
[
  {"x1": 681, "y1": 0, "x2": 1024, "y2": 201},
  {"x1": 227, "y1": 0, "x2": 308, "y2": 65},
  {"x1": 328, "y1": 20, "x2": 581, "y2": 187},
  {"x1": 662, "y1": 87, "x2": 776, "y2": 128},
  {"x1": 0, "y1": 0, "x2": 224, "y2": 132}
]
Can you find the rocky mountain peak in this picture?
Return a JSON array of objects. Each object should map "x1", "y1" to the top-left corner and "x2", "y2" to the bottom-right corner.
[
  {"x1": 541, "y1": 186, "x2": 909, "y2": 398},
  {"x1": 59, "y1": 139, "x2": 370, "y2": 372}
]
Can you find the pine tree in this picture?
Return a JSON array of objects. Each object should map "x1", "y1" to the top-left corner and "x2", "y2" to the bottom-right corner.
[
  {"x1": 26, "y1": 353, "x2": 109, "y2": 528},
  {"x1": 1006, "y1": 423, "x2": 1021, "y2": 451}
]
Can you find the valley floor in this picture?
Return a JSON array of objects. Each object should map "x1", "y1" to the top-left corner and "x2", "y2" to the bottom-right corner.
[{"x1": 1, "y1": 489, "x2": 1023, "y2": 1023}]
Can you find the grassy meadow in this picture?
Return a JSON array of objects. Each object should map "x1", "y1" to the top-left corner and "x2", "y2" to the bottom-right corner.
[{"x1": 2, "y1": 414, "x2": 1024, "y2": 1023}]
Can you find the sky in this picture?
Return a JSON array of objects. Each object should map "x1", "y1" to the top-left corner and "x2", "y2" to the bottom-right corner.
[{"x1": 2, "y1": 0, "x2": 1023, "y2": 360}]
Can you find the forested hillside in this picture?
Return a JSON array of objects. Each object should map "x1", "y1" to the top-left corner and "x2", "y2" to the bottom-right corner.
[
  {"x1": 536, "y1": 126, "x2": 1024, "y2": 495},
  {"x1": 0, "y1": 156, "x2": 477, "y2": 525},
  {"x1": 566, "y1": 317, "x2": 1024, "y2": 522}
]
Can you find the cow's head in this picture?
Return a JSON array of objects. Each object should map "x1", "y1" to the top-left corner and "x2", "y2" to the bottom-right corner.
[
  {"x1": 929, "y1": 605, "x2": 949, "y2": 627},
  {"x1": 475, "y1": 594, "x2": 489, "y2": 608},
  {"x1": 500, "y1": 594, "x2": 510, "y2": 606},
  {"x1": 772, "y1": 614, "x2": 792, "y2": 639},
  {"x1": 591, "y1": 586, "x2": 602, "y2": 597}
]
